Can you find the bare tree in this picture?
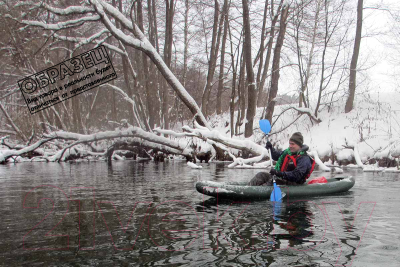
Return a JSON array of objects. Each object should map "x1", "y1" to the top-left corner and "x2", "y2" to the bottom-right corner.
[
  {"x1": 314, "y1": 0, "x2": 348, "y2": 117},
  {"x1": 258, "y1": 0, "x2": 283, "y2": 111},
  {"x1": 293, "y1": 0, "x2": 322, "y2": 109},
  {"x1": 242, "y1": 0, "x2": 257, "y2": 137},
  {"x1": 345, "y1": 0, "x2": 363, "y2": 113},
  {"x1": 216, "y1": 0, "x2": 229, "y2": 115},
  {"x1": 201, "y1": 0, "x2": 223, "y2": 117},
  {"x1": 265, "y1": 3, "x2": 290, "y2": 122}
]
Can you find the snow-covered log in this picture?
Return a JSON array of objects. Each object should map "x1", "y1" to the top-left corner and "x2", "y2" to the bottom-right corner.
[
  {"x1": 353, "y1": 144, "x2": 364, "y2": 168},
  {"x1": 113, "y1": 153, "x2": 124, "y2": 160},
  {"x1": 0, "y1": 138, "x2": 54, "y2": 163},
  {"x1": 182, "y1": 122, "x2": 268, "y2": 157},
  {"x1": 155, "y1": 126, "x2": 272, "y2": 166},
  {"x1": 187, "y1": 162, "x2": 202, "y2": 169},
  {"x1": 154, "y1": 127, "x2": 196, "y2": 138},
  {"x1": 227, "y1": 152, "x2": 268, "y2": 168},
  {"x1": 309, "y1": 150, "x2": 331, "y2": 172},
  {"x1": 45, "y1": 127, "x2": 185, "y2": 151},
  {"x1": 42, "y1": 127, "x2": 193, "y2": 161}
]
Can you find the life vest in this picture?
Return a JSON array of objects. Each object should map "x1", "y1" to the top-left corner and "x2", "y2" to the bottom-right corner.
[{"x1": 280, "y1": 154, "x2": 316, "y2": 183}]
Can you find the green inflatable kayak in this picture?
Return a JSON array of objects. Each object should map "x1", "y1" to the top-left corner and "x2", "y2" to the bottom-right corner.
[{"x1": 196, "y1": 176, "x2": 355, "y2": 200}]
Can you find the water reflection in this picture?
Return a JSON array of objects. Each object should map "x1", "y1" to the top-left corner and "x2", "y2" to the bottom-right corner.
[
  {"x1": 196, "y1": 198, "x2": 318, "y2": 254},
  {"x1": 272, "y1": 201, "x2": 315, "y2": 249},
  {"x1": 0, "y1": 162, "x2": 399, "y2": 266}
]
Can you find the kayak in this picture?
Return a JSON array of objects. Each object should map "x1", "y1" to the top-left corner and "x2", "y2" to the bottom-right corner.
[{"x1": 195, "y1": 176, "x2": 355, "y2": 200}]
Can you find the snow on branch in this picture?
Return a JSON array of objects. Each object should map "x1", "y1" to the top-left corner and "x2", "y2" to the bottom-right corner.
[
  {"x1": 44, "y1": 127, "x2": 191, "y2": 156},
  {"x1": 90, "y1": 1, "x2": 145, "y2": 49},
  {"x1": 6, "y1": 14, "x2": 101, "y2": 31},
  {"x1": 154, "y1": 127, "x2": 196, "y2": 138},
  {"x1": 272, "y1": 106, "x2": 321, "y2": 130},
  {"x1": 39, "y1": 3, "x2": 95, "y2": 15},
  {"x1": 15, "y1": 2, "x2": 95, "y2": 15},
  {"x1": 52, "y1": 32, "x2": 124, "y2": 55},
  {"x1": 92, "y1": 0, "x2": 211, "y2": 129},
  {"x1": 96, "y1": 1, "x2": 136, "y2": 31}
]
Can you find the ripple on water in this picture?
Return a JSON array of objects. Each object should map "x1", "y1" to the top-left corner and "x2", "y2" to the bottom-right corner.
[{"x1": 0, "y1": 162, "x2": 399, "y2": 266}]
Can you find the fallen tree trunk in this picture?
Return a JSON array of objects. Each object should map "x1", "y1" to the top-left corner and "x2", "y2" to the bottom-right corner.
[{"x1": 0, "y1": 138, "x2": 55, "y2": 163}]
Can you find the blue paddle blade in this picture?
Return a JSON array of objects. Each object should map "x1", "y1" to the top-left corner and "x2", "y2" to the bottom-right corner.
[
  {"x1": 259, "y1": 120, "x2": 271, "y2": 134},
  {"x1": 272, "y1": 201, "x2": 282, "y2": 221},
  {"x1": 270, "y1": 182, "x2": 283, "y2": 202}
]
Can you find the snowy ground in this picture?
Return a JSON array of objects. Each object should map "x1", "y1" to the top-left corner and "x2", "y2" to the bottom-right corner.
[{"x1": 191, "y1": 91, "x2": 400, "y2": 171}]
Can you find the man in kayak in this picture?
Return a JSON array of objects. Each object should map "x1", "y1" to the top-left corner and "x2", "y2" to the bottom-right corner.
[{"x1": 248, "y1": 132, "x2": 315, "y2": 186}]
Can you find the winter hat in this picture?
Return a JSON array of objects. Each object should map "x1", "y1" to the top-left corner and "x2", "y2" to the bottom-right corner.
[{"x1": 290, "y1": 132, "x2": 303, "y2": 147}]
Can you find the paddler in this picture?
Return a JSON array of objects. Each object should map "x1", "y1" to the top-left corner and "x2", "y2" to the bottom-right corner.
[{"x1": 248, "y1": 132, "x2": 315, "y2": 186}]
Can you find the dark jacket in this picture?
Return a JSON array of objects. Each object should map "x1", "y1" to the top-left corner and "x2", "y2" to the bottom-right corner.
[{"x1": 270, "y1": 146, "x2": 313, "y2": 184}]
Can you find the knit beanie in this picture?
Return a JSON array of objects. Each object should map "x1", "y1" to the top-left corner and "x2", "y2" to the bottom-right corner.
[{"x1": 290, "y1": 132, "x2": 303, "y2": 147}]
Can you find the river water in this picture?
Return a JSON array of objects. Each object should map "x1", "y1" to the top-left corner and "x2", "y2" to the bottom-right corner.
[{"x1": 0, "y1": 161, "x2": 399, "y2": 266}]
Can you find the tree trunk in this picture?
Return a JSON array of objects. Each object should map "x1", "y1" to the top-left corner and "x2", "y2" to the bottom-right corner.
[
  {"x1": 138, "y1": 0, "x2": 157, "y2": 129},
  {"x1": 201, "y1": 0, "x2": 222, "y2": 117},
  {"x1": 265, "y1": 4, "x2": 289, "y2": 122},
  {"x1": 242, "y1": 0, "x2": 257, "y2": 137},
  {"x1": 182, "y1": 0, "x2": 190, "y2": 89},
  {"x1": 162, "y1": 0, "x2": 175, "y2": 129},
  {"x1": 216, "y1": 0, "x2": 229, "y2": 115},
  {"x1": 255, "y1": 0, "x2": 269, "y2": 105},
  {"x1": 345, "y1": 0, "x2": 363, "y2": 113},
  {"x1": 67, "y1": 39, "x2": 84, "y2": 133},
  {"x1": 236, "y1": 54, "x2": 246, "y2": 135},
  {"x1": 228, "y1": 20, "x2": 239, "y2": 137},
  {"x1": 258, "y1": 0, "x2": 282, "y2": 108}
]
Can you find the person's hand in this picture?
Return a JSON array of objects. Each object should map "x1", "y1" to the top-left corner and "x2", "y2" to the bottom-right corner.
[
  {"x1": 270, "y1": 169, "x2": 283, "y2": 178},
  {"x1": 265, "y1": 141, "x2": 273, "y2": 150}
]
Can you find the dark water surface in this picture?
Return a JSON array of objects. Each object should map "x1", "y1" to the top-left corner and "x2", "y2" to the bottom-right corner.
[{"x1": 0, "y1": 161, "x2": 399, "y2": 266}]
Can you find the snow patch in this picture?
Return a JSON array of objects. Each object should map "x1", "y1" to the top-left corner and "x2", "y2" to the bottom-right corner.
[
  {"x1": 187, "y1": 161, "x2": 202, "y2": 169},
  {"x1": 337, "y1": 149, "x2": 354, "y2": 161}
]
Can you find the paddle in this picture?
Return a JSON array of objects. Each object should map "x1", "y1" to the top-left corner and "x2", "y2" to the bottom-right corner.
[{"x1": 259, "y1": 119, "x2": 283, "y2": 202}]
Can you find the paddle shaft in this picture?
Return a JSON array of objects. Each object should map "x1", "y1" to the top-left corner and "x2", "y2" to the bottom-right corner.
[
  {"x1": 265, "y1": 134, "x2": 282, "y2": 202},
  {"x1": 266, "y1": 134, "x2": 273, "y2": 168}
]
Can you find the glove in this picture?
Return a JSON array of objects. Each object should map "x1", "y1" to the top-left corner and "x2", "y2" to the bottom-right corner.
[
  {"x1": 270, "y1": 169, "x2": 283, "y2": 178},
  {"x1": 265, "y1": 141, "x2": 273, "y2": 150}
]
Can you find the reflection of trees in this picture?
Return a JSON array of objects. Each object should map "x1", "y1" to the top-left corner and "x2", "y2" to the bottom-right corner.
[
  {"x1": 274, "y1": 201, "x2": 314, "y2": 248},
  {"x1": 196, "y1": 199, "x2": 316, "y2": 251}
]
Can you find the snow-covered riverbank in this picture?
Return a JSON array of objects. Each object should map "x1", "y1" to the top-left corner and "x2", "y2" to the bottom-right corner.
[{"x1": 1, "y1": 92, "x2": 399, "y2": 173}]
